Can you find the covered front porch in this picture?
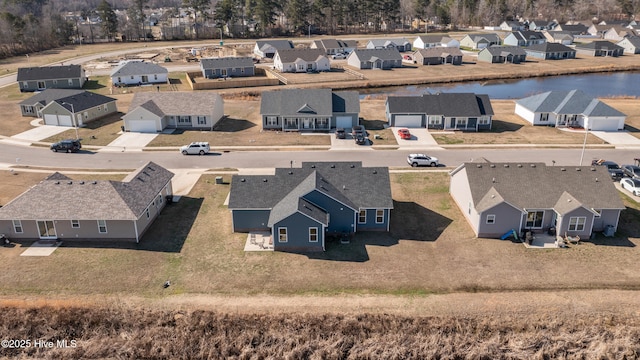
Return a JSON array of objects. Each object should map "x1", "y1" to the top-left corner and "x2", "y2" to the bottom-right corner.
[{"x1": 282, "y1": 116, "x2": 331, "y2": 131}]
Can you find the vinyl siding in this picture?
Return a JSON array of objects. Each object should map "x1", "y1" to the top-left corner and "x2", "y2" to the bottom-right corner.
[
  {"x1": 232, "y1": 210, "x2": 271, "y2": 232},
  {"x1": 303, "y1": 190, "x2": 354, "y2": 233},
  {"x1": 477, "y1": 202, "x2": 523, "y2": 238},
  {"x1": 273, "y1": 213, "x2": 324, "y2": 252},
  {"x1": 356, "y1": 208, "x2": 390, "y2": 231}
]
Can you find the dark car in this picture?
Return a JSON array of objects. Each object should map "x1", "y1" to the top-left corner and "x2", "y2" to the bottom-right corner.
[
  {"x1": 592, "y1": 159, "x2": 624, "y2": 181},
  {"x1": 335, "y1": 128, "x2": 346, "y2": 139},
  {"x1": 50, "y1": 139, "x2": 81, "y2": 153},
  {"x1": 354, "y1": 133, "x2": 367, "y2": 145},
  {"x1": 351, "y1": 125, "x2": 365, "y2": 137},
  {"x1": 621, "y1": 164, "x2": 640, "y2": 179}
]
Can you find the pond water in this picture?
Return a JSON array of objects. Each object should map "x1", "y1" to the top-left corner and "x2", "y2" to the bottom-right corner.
[{"x1": 360, "y1": 71, "x2": 640, "y2": 99}]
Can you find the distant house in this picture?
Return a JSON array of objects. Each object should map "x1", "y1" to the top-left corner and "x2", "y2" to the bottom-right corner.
[
  {"x1": 617, "y1": 36, "x2": 640, "y2": 54},
  {"x1": 385, "y1": 92, "x2": 494, "y2": 130},
  {"x1": 524, "y1": 43, "x2": 576, "y2": 60},
  {"x1": 273, "y1": 49, "x2": 330, "y2": 73},
  {"x1": 413, "y1": 35, "x2": 460, "y2": 49},
  {"x1": 477, "y1": 46, "x2": 527, "y2": 63},
  {"x1": 500, "y1": 20, "x2": 527, "y2": 31},
  {"x1": 0, "y1": 162, "x2": 174, "y2": 243},
  {"x1": 260, "y1": 88, "x2": 360, "y2": 131},
  {"x1": 253, "y1": 39, "x2": 294, "y2": 58},
  {"x1": 346, "y1": 48, "x2": 403, "y2": 69},
  {"x1": 460, "y1": 33, "x2": 501, "y2": 49},
  {"x1": 603, "y1": 26, "x2": 637, "y2": 41},
  {"x1": 528, "y1": 20, "x2": 556, "y2": 31},
  {"x1": 366, "y1": 38, "x2": 412, "y2": 52},
  {"x1": 587, "y1": 24, "x2": 610, "y2": 37},
  {"x1": 413, "y1": 47, "x2": 463, "y2": 65},
  {"x1": 310, "y1": 39, "x2": 357, "y2": 55},
  {"x1": 575, "y1": 41, "x2": 625, "y2": 57},
  {"x1": 449, "y1": 162, "x2": 624, "y2": 239},
  {"x1": 514, "y1": 89, "x2": 626, "y2": 131},
  {"x1": 554, "y1": 23, "x2": 589, "y2": 35},
  {"x1": 17, "y1": 65, "x2": 86, "y2": 92},
  {"x1": 542, "y1": 31, "x2": 574, "y2": 45},
  {"x1": 110, "y1": 61, "x2": 168, "y2": 86},
  {"x1": 227, "y1": 162, "x2": 393, "y2": 252},
  {"x1": 200, "y1": 57, "x2": 255, "y2": 78},
  {"x1": 123, "y1": 92, "x2": 224, "y2": 133},
  {"x1": 503, "y1": 31, "x2": 547, "y2": 47}
]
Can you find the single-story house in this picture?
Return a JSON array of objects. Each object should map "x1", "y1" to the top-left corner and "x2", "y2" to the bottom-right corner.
[
  {"x1": 123, "y1": 92, "x2": 224, "y2": 133},
  {"x1": 529, "y1": 20, "x2": 557, "y2": 31},
  {"x1": 524, "y1": 43, "x2": 576, "y2": 60},
  {"x1": 587, "y1": 24, "x2": 610, "y2": 37},
  {"x1": 514, "y1": 89, "x2": 626, "y2": 131},
  {"x1": 310, "y1": 39, "x2": 357, "y2": 55},
  {"x1": 617, "y1": 36, "x2": 640, "y2": 54},
  {"x1": 253, "y1": 39, "x2": 294, "y2": 58},
  {"x1": 18, "y1": 89, "x2": 83, "y2": 117},
  {"x1": 503, "y1": 31, "x2": 547, "y2": 47},
  {"x1": 603, "y1": 26, "x2": 637, "y2": 41},
  {"x1": 500, "y1": 20, "x2": 527, "y2": 31},
  {"x1": 413, "y1": 35, "x2": 460, "y2": 49},
  {"x1": 0, "y1": 162, "x2": 174, "y2": 243},
  {"x1": 227, "y1": 161, "x2": 393, "y2": 252},
  {"x1": 413, "y1": 47, "x2": 463, "y2": 65},
  {"x1": 346, "y1": 48, "x2": 403, "y2": 69},
  {"x1": 200, "y1": 57, "x2": 255, "y2": 78},
  {"x1": 366, "y1": 38, "x2": 412, "y2": 52},
  {"x1": 553, "y1": 23, "x2": 589, "y2": 35},
  {"x1": 260, "y1": 88, "x2": 360, "y2": 131},
  {"x1": 459, "y1": 33, "x2": 501, "y2": 49},
  {"x1": 449, "y1": 161, "x2": 625, "y2": 239},
  {"x1": 273, "y1": 49, "x2": 330, "y2": 73},
  {"x1": 477, "y1": 46, "x2": 527, "y2": 63},
  {"x1": 386, "y1": 92, "x2": 494, "y2": 131},
  {"x1": 38, "y1": 91, "x2": 118, "y2": 127},
  {"x1": 575, "y1": 41, "x2": 625, "y2": 57},
  {"x1": 17, "y1": 65, "x2": 86, "y2": 92},
  {"x1": 110, "y1": 61, "x2": 168, "y2": 86},
  {"x1": 542, "y1": 31, "x2": 574, "y2": 45}
]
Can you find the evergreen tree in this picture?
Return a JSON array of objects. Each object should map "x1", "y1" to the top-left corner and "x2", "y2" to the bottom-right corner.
[{"x1": 97, "y1": 0, "x2": 118, "y2": 41}]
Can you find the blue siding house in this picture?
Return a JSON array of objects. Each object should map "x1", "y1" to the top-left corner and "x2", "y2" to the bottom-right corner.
[{"x1": 228, "y1": 162, "x2": 393, "y2": 252}]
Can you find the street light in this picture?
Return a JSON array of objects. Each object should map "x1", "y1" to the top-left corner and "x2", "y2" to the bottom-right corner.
[
  {"x1": 62, "y1": 102, "x2": 80, "y2": 140},
  {"x1": 579, "y1": 123, "x2": 588, "y2": 166},
  {"x1": 219, "y1": 28, "x2": 223, "y2": 44},
  {"x1": 308, "y1": 24, "x2": 311, "y2": 39}
]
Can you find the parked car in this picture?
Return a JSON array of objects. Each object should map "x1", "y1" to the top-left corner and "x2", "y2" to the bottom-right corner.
[
  {"x1": 354, "y1": 133, "x2": 367, "y2": 145},
  {"x1": 332, "y1": 53, "x2": 347, "y2": 60},
  {"x1": 591, "y1": 159, "x2": 624, "y2": 181},
  {"x1": 621, "y1": 178, "x2": 640, "y2": 196},
  {"x1": 407, "y1": 153, "x2": 439, "y2": 167},
  {"x1": 621, "y1": 164, "x2": 640, "y2": 179},
  {"x1": 180, "y1": 142, "x2": 210, "y2": 155},
  {"x1": 397, "y1": 128, "x2": 411, "y2": 140},
  {"x1": 50, "y1": 139, "x2": 81, "y2": 153},
  {"x1": 352, "y1": 125, "x2": 365, "y2": 137},
  {"x1": 335, "y1": 128, "x2": 346, "y2": 139}
]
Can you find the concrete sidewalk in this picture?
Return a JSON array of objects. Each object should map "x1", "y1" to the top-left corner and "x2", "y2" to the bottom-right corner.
[{"x1": 100, "y1": 133, "x2": 159, "y2": 152}]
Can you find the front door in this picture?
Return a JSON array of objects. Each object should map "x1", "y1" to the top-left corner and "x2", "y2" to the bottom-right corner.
[
  {"x1": 303, "y1": 118, "x2": 312, "y2": 129},
  {"x1": 37, "y1": 220, "x2": 57, "y2": 239},
  {"x1": 141, "y1": 75, "x2": 148, "y2": 83}
]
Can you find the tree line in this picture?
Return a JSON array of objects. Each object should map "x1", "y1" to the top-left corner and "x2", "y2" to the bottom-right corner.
[{"x1": 1, "y1": 0, "x2": 638, "y2": 59}]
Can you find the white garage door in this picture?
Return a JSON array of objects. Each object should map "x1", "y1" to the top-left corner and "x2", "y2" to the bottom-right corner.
[
  {"x1": 589, "y1": 118, "x2": 621, "y2": 131},
  {"x1": 127, "y1": 120, "x2": 157, "y2": 133},
  {"x1": 336, "y1": 116, "x2": 352, "y2": 128},
  {"x1": 44, "y1": 114, "x2": 58, "y2": 125},
  {"x1": 58, "y1": 115, "x2": 73, "y2": 127},
  {"x1": 395, "y1": 115, "x2": 422, "y2": 128}
]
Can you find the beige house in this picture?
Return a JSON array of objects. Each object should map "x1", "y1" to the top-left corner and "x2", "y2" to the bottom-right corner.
[{"x1": 0, "y1": 162, "x2": 174, "y2": 243}]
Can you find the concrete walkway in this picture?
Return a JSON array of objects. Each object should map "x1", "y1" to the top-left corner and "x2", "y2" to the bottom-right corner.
[
  {"x1": 590, "y1": 131, "x2": 640, "y2": 149},
  {"x1": 20, "y1": 240, "x2": 62, "y2": 256}
]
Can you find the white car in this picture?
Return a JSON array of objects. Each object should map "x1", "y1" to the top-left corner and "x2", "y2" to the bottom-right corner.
[
  {"x1": 620, "y1": 178, "x2": 640, "y2": 196},
  {"x1": 180, "y1": 142, "x2": 210, "y2": 155},
  {"x1": 331, "y1": 53, "x2": 347, "y2": 60},
  {"x1": 407, "y1": 153, "x2": 439, "y2": 167}
]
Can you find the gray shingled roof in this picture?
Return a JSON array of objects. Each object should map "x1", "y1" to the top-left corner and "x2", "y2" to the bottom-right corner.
[
  {"x1": 276, "y1": 48, "x2": 327, "y2": 62},
  {"x1": 261, "y1": 89, "x2": 347, "y2": 116},
  {"x1": 17, "y1": 65, "x2": 83, "y2": 81},
  {"x1": 516, "y1": 90, "x2": 625, "y2": 117},
  {"x1": 575, "y1": 40, "x2": 624, "y2": 51},
  {"x1": 464, "y1": 33, "x2": 501, "y2": 44},
  {"x1": 200, "y1": 57, "x2": 254, "y2": 69},
  {"x1": 52, "y1": 91, "x2": 117, "y2": 112},
  {"x1": 127, "y1": 92, "x2": 222, "y2": 115},
  {"x1": 19, "y1": 89, "x2": 85, "y2": 106},
  {"x1": 387, "y1": 93, "x2": 494, "y2": 117},
  {"x1": 350, "y1": 48, "x2": 402, "y2": 61},
  {"x1": 368, "y1": 38, "x2": 410, "y2": 47},
  {"x1": 110, "y1": 61, "x2": 168, "y2": 77},
  {"x1": 482, "y1": 45, "x2": 527, "y2": 56},
  {"x1": 618, "y1": 36, "x2": 640, "y2": 47},
  {"x1": 462, "y1": 162, "x2": 625, "y2": 213},
  {"x1": 414, "y1": 47, "x2": 463, "y2": 58},
  {"x1": 0, "y1": 162, "x2": 174, "y2": 220},
  {"x1": 255, "y1": 40, "x2": 294, "y2": 52},
  {"x1": 557, "y1": 24, "x2": 589, "y2": 34},
  {"x1": 312, "y1": 39, "x2": 355, "y2": 50},
  {"x1": 332, "y1": 91, "x2": 360, "y2": 113},
  {"x1": 267, "y1": 172, "x2": 330, "y2": 226},
  {"x1": 526, "y1": 42, "x2": 574, "y2": 53},
  {"x1": 510, "y1": 30, "x2": 546, "y2": 41},
  {"x1": 228, "y1": 162, "x2": 393, "y2": 212},
  {"x1": 415, "y1": 35, "x2": 454, "y2": 44}
]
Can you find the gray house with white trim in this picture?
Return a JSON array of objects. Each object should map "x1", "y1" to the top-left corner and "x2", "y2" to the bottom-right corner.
[
  {"x1": 253, "y1": 40, "x2": 294, "y2": 58},
  {"x1": 575, "y1": 41, "x2": 625, "y2": 57},
  {"x1": 38, "y1": 91, "x2": 118, "y2": 127},
  {"x1": 273, "y1": 49, "x2": 330, "y2": 73},
  {"x1": 617, "y1": 36, "x2": 640, "y2": 54},
  {"x1": 449, "y1": 162, "x2": 624, "y2": 239},
  {"x1": 18, "y1": 89, "x2": 83, "y2": 117},
  {"x1": 346, "y1": 48, "x2": 402, "y2": 69},
  {"x1": 386, "y1": 92, "x2": 494, "y2": 131},
  {"x1": 503, "y1": 31, "x2": 547, "y2": 47},
  {"x1": 17, "y1": 65, "x2": 86, "y2": 92},
  {"x1": 459, "y1": 33, "x2": 501, "y2": 49},
  {"x1": 228, "y1": 162, "x2": 393, "y2": 252},
  {"x1": 200, "y1": 57, "x2": 255, "y2": 78},
  {"x1": 110, "y1": 61, "x2": 168, "y2": 86},
  {"x1": 524, "y1": 43, "x2": 576, "y2": 60},
  {"x1": 310, "y1": 39, "x2": 357, "y2": 55},
  {"x1": 477, "y1": 46, "x2": 527, "y2": 63},
  {"x1": 366, "y1": 38, "x2": 412, "y2": 52},
  {"x1": 261, "y1": 89, "x2": 359, "y2": 131},
  {"x1": 0, "y1": 162, "x2": 174, "y2": 243}
]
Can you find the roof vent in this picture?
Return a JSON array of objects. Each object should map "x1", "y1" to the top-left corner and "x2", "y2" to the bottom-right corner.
[
  {"x1": 517, "y1": 164, "x2": 522, "y2": 168},
  {"x1": 92, "y1": 181, "x2": 97, "y2": 184},
  {"x1": 350, "y1": 164, "x2": 355, "y2": 168},
  {"x1": 343, "y1": 185, "x2": 346, "y2": 190},
  {"x1": 331, "y1": 165, "x2": 335, "y2": 168},
  {"x1": 263, "y1": 179, "x2": 267, "y2": 182},
  {"x1": 504, "y1": 164, "x2": 509, "y2": 168},
  {"x1": 576, "y1": 168, "x2": 581, "y2": 171},
  {"x1": 561, "y1": 168, "x2": 566, "y2": 171},
  {"x1": 54, "y1": 181, "x2": 60, "y2": 185},
  {"x1": 288, "y1": 171, "x2": 293, "y2": 175},
  {"x1": 67, "y1": 181, "x2": 73, "y2": 185},
  {"x1": 530, "y1": 164, "x2": 536, "y2": 168},
  {"x1": 373, "y1": 170, "x2": 377, "y2": 174},
  {"x1": 476, "y1": 164, "x2": 482, "y2": 168},
  {"x1": 491, "y1": 194, "x2": 495, "y2": 198},
  {"x1": 311, "y1": 165, "x2": 316, "y2": 168},
  {"x1": 591, "y1": 167, "x2": 596, "y2": 171},
  {"x1": 240, "y1": 178, "x2": 246, "y2": 182},
  {"x1": 490, "y1": 164, "x2": 496, "y2": 168},
  {"x1": 595, "y1": 178, "x2": 599, "y2": 182},
  {"x1": 79, "y1": 181, "x2": 85, "y2": 185},
  {"x1": 492, "y1": 177, "x2": 496, "y2": 183}
]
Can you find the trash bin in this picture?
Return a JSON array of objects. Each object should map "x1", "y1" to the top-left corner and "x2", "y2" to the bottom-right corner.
[
  {"x1": 215, "y1": 176, "x2": 223, "y2": 184},
  {"x1": 604, "y1": 225, "x2": 615, "y2": 237},
  {"x1": 121, "y1": 125, "x2": 125, "y2": 132},
  {"x1": 219, "y1": 41, "x2": 224, "y2": 46}
]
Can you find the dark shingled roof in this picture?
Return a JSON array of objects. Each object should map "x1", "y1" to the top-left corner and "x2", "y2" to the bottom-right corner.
[
  {"x1": 509, "y1": 30, "x2": 546, "y2": 41},
  {"x1": 463, "y1": 33, "x2": 501, "y2": 44},
  {"x1": 200, "y1": 57, "x2": 254, "y2": 69},
  {"x1": 228, "y1": 162, "x2": 393, "y2": 214},
  {"x1": 17, "y1": 65, "x2": 83, "y2": 81},
  {"x1": 481, "y1": 45, "x2": 527, "y2": 56},
  {"x1": 19, "y1": 89, "x2": 85, "y2": 106},
  {"x1": 414, "y1": 47, "x2": 463, "y2": 58},
  {"x1": 526, "y1": 42, "x2": 575, "y2": 53},
  {"x1": 53, "y1": 91, "x2": 117, "y2": 113},
  {"x1": 575, "y1": 40, "x2": 624, "y2": 51},
  {"x1": 110, "y1": 61, "x2": 168, "y2": 77},
  {"x1": 276, "y1": 48, "x2": 327, "y2": 63},
  {"x1": 0, "y1": 162, "x2": 174, "y2": 220},
  {"x1": 260, "y1": 89, "x2": 359, "y2": 116},
  {"x1": 461, "y1": 162, "x2": 625, "y2": 213},
  {"x1": 255, "y1": 40, "x2": 294, "y2": 52},
  {"x1": 387, "y1": 93, "x2": 494, "y2": 117},
  {"x1": 127, "y1": 92, "x2": 222, "y2": 115},
  {"x1": 350, "y1": 48, "x2": 402, "y2": 62}
]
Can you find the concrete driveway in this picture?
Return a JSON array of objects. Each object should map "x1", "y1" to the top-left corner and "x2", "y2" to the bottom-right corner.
[
  {"x1": 390, "y1": 127, "x2": 442, "y2": 150},
  {"x1": 590, "y1": 131, "x2": 640, "y2": 149},
  {"x1": 329, "y1": 130, "x2": 373, "y2": 150},
  {"x1": 1, "y1": 125, "x2": 71, "y2": 146},
  {"x1": 100, "y1": 132, "x2": 159, "y2": 152}
]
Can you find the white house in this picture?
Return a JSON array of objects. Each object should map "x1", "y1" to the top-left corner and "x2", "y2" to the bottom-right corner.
[
  {"x1": 110, "y1": 61, "x2": 168, "y2": 86},
  {"x1": 515, "y1": 90, "x2": 626, "y2": 131},
  {"x1": 273, "y1": 49, "x2": 330, "y2": 73},
  {"x1": 413, "y1": 35, "x2": 460, "y2": 49}
]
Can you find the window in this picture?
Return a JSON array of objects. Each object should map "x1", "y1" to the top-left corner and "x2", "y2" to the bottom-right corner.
[
  {"x1": 486, "y1": 214, "x2": 496, "y2": 224},
  {"x1": 297, "y1": 64, "x2": 305, "y2": 71},
  {"x1": 178, "y1": 116, "x2": 191, "y2": 124},
  {"x1": 130, "y1": 76, "x2": 134, "y2": 79},
  {"x1": 309, "y1": 228, "x2": 318, "y2": 242},
  {"x1": 146, "y1": 208, "x2": 150, "y2": 219},
  {"x1": 97, "y1": 220, "x2": 107, "y2": 233},
  {"x1": 96, "y1": 105, "x2": 102, "y2": 112},
  {"x1": 526, "y1": 211, "x2": 544, "y2": 229},
  {"x1": 456, "y1": 118, "x2": 467, "y2": 126},
  {"x1": 478, "y1": 117, "x2": 490, "y2": 125},
  {"x1": 154, "y1": 74, "x2": 158, "y2": 80},
  {"x1": 12, "y1": 220, "x2": 23, "y2": 233},
  {"x1": 197, "y1": 116, "x2": 207, "y2": 125},
  {"x1": 376, "y1": 209, "x2": 384, "y2": 224},
  {"x1": 71, "y1": 220, "x2": 80, "y2": 228},
  {"x1": 117, "y1": 77, "x2": 122, "y2": 83},
  {"x1": 266, "y1": 116, "x2": 278, "y2": 126},
  {"x1": 285, "y1": 118, "x2": 297, "y2": 127},
  {"x1": 428, "y1": 116, "x2": 441, "y2": 125},
  {"x1": 68, "y1": 79, "x2": 73, "y2": 85},
  {"x1": 568, "y1": 217, "x2": 586, "y2": 231},
  {"x1": 278, "y1": 228, "x2": 288, "y2": 242},
  {"x1": 358, "y1": 210, "x2": 367, "y2": 223},
  {"x1": 317, "y1": 118, "x2": 328, "y2": 127},
  {"x1": 468, "y1": 202, "x2": 472, "y2": 215},
  {"x1": 540, "y1": 113, "x2": 549, "y2": 122},
  {"x1": 158, "y1": 194, "x2": 163, "y2": 206}
]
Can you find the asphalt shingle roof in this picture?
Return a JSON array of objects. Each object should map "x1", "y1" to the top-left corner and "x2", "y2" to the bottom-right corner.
[
  {"x1": 387, "y1": 93, "x2": 494, "y2": 117},
  {"x1": 255, "y1": 40, "x2": 294, "y2": 52},
  {"x1": 19, "y1": 89, "x2": 85, "y2": 106},
  {"x1": 260, "y1": 89, "x2": 359, "y2": 116},
  {"x1": 516, "y1": 90, "x2": 625, "y2": 117},
  {"x1": 110, "y1": 61, "x2": 168, "y2": 77},
  {"x1": 414, "y1": 47, "x2": 463, "y2": 58},
  {"x1": 526, "y1": 42, "x2": 574, "y2": 53},
  {"x1": 276, "y1": 49, "x2": 326, "y2": 63},
  {"x1": 200, "y1": 57, "x2": 254, "y2": 69},
  {"x1": 350, "y1": 48, "x2": 402, "y2": 62},
  {"x1": 575, "y1": 41, "x2": 624, "y2": 51},
  {"x1": 17, "y1": 65, "x2": 83, "y2": 81},
  {"x1": 368, "y1": 38, "x2": 410, "y2": 47},
  {"x1": 52, "y1": 91, "x2": 117, "y2": 112},
  {"x1": 482, "y1": 45, "x2": 527, "y2": 56},
  {"x1": 464, "y1": 33, "x2": 501, "y2": 44},
  {"x1": 127, "y1": 92, "x2": 222, "y2": 115}
]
